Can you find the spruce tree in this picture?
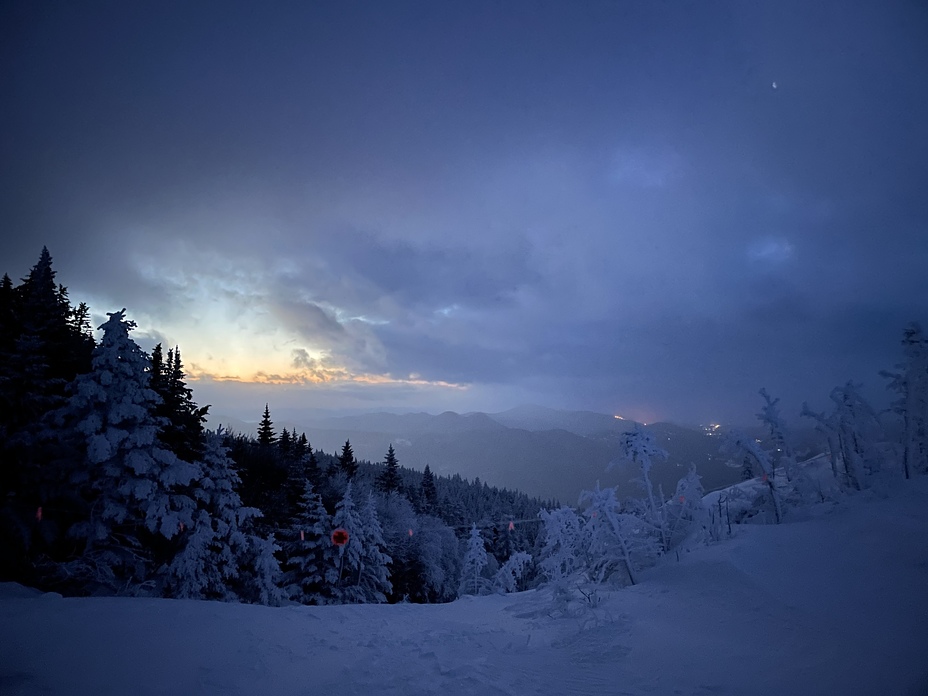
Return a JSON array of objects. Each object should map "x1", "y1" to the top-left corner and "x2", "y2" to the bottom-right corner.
[
  {"x1": 257, "y1": 404, "x2": 276, "y2": 446},
  {"x1": 326, "y1": 482, "x2": 364, "y2": 603},
  {"x1": 162, "y1": 429, "x2": 279, "y2": 603},
  {"x1": 338, "y1": 440, "x2": 357, "y2": 479},
  {"x1": 280, "y1": 481, "x2": 330, "y2": 604},
  {"x1": 358, "y1": 493, "x2": 392, "y2": 603},
  {"x1": 55, "y1": 310, "x2": 199, "y2": 592},
  {"x1": 278, "y1": 428, "x2": 292, "y2": 458},
  {"x1": 149, "y1": 345, "x2": 208, "y2": 463},
  {"x1": 420, "y1": 464, "x2": 438, "y2": 512},
  {"x1": 377, "y1": 444, "x2": 402, "y2": 494}
]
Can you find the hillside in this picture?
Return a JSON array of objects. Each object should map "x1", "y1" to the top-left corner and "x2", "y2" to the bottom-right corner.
[
  {"x1": 3, "y1": 476, "x2": 927, "y2": 695},
  {"x1": 208, "y1": 407, "x2": 741, "y2": 504}
]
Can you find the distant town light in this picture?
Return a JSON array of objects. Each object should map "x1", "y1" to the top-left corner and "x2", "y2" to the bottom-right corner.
[{"x1": 614, "y1": 415, "x2": 624, "y2": 420}]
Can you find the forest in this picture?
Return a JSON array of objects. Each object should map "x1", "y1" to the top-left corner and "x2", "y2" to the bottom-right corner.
[
  {"x1": 2, "y1": 248, "x2": 926, "y2": 609},
  {"x1": 0, "y1": 248, "x2": 552, "y2": 604}
]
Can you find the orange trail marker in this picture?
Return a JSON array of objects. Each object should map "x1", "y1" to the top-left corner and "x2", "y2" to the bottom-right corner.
[
  {"x1": 679, "y1": 495, "x2": 685, "y2": 503},
  {"x1": 408, "y1": 528, "x2": 414, "y2": 537},
  {"x1": 36, "y1": 507, "x2": 42, "y2": 522},
  {"x1": 300, "y1": 530, "x2": 305, "y2": 541},
  {"x1": 508, "y1": 521, "x2": 515, "y2": 531}
]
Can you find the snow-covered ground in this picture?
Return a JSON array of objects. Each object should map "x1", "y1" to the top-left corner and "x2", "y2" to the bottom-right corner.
[{"x1": 3, "y1": 477, "x2": 928, "y2": 696}]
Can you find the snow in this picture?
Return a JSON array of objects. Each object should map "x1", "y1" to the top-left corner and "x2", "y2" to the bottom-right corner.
[{"x1": 3, "y1": 478, "x2": 928, "y2": 696}]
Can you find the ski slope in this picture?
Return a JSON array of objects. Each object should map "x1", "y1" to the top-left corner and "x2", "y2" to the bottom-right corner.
[{"x1": 3, "y1": 477, "x2": 928, "y2": 696}]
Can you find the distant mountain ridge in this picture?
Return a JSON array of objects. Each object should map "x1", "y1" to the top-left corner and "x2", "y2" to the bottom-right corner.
[{"x1": 207, "y1": 406, "x2": 740, "y2": 504}]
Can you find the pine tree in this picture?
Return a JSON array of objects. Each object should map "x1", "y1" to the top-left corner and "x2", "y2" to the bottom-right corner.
[
  {"x1": 358, "y1": 493, "x2": 392, "y2": 603},
  {"x1": 295, "y1": 432, "x2": 309, "y2": 460},
  {"x1": 257, "y1": 404, "x2": 276, "y2": 446},
  {"x1": 55, "y1": 310, "x2": 199, "y2": 592},
  {"x1": 338, "y1": 440, "x2": 357, "y2": 479},
  {"x1": 458, "y1": 523, "x2": 490, "y2": 596},
  {"x1": 280, "y1": 481, "x2": 330, "y2": 604},
  {"x1": 282, "y1": 445, "x2": 306, "y2": 522},
  {"x1": 326, "y1": 482, "x2": 364, "y2": 603},
  {"x1": 377, "y1": 444, "x2": 402, "y2": 494},
  {"x1": 149, "y1": 345, "x2": 208, "y2": 463},
  {"x1": 278, "y1": 428, "x2": 292, "y2": 459},
  {"x1": 305, "y1": 447, "x2": 321, "y2": 488},
  {"x1": 162, "y1": 429, "x2": 279, "y2": 603},
  {"x1": 420, "y1": 464, "x2": 438, "y2": 512}
]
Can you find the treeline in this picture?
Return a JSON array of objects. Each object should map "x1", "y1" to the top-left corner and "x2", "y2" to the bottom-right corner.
[{"x1": 0, "y1": 248, "x2": 550, "y2": 604}]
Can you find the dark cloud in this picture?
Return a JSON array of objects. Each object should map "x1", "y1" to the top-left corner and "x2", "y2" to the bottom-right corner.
[{"x1": 1, "y1": 0, "x2": 926, "y2": 424}]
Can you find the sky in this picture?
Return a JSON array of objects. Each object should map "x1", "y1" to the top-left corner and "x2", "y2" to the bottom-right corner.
[{"x1": 2, "y1": 0, "x2": 927, "y2": 426}]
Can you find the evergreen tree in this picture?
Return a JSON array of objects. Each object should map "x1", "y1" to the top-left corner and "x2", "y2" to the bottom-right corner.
[
  {"x1": 278, "y1": 428, "x2": 292, "y2": 459},
  {"x1": 458, "y1": 523, "x2": 490, "y2": 596},
  {"x1": 377, "y1": 444, "x2": 402, "y2": 494},
  {"x1": 162, "y1": 429, "x2": 280, "y2": 604},
  {"x1": 280, "y1": 481, "x2": 330, "y2": 604},
  {"x1": 305, "y1": 447, "x2": 322, "y2": 488},
  {"x1": 55, "y1": 310, "x2": 199, "y2": 592},
  {"x1": 257, "y1": 404, "x2": 276, "y2": 446},
  {"x1": 149, "y1": 345, "x2": 208, "y2": 463},
  {"x1": 326, "y1": 482, "x2": 364, "y2": 603},
  {"x1": 282, "y1": 446, "x2": 306, "y2": 522},
  {"x1": 358, "y1": 493, "x2": 392, "y2": 603},
  {"x1": 295, "y1": 432, "x2": 309, "y2": 460},
  {"x1": 420, "y1": 464, "x2": 438, "y2": 512},
  {"x1": 338, "y1": 440, "x2": 357, "y2": 480}
]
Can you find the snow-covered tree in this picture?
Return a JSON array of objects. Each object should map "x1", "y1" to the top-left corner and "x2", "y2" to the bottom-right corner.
[
  {"x1": 538, "y1": 506, "x2": 585, "y2": 588},
  {"x1": 611, "y1": 425, "x2": 669, "y2": 549},
  {"x1": 579, "y1": 483, "x2": 659, "y2": 586},
  {"x1": 723, "y1": 429, "x2": 782, "y2": 523},
  {"x1": 829, "y1": 382, "x2": 885, "y2": 489},
  {"x1": 280, "y1": 481, "x2": 330, "y2": 604},
  {"x1": 757, "y1": 388, "x2": 796, "y2": 482},
  {"x1": 358, "y1": 493, "x2": 393, "y2": 603},
  {"x1": 411, "y1": 514, "x2": 461, "y2": 602},
  {"x1": 663, "y1": 465, "x2": 709, "y2": 549},
  {"x1": 161, "y1": 429, "x2": 282, "y2": 605},
  {"x1": 882, "y1": 324, "x2": 928, "y2": 478},
  {"x1": 325, "y1": 482, "x2": 365, "y2": 603},
  {"x1": 493, "y1": 551, "x2": 532, "y2": 594},
  {"x1": 57, "y1": 310, "x2": 198, "y2": 591},
  {"x1": 458, "y1": 523, "x2": 491, "y2": 596}
]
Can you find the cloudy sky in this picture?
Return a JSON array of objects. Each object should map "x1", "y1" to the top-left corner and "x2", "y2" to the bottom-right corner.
[{"x1": 2, "y1": 1, "x2": 926, "y2": 425}]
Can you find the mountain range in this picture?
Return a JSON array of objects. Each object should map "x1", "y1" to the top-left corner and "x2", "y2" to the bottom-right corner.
[{"x1": 207, "y1": 405, "x2": 760, "y2": 504}]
